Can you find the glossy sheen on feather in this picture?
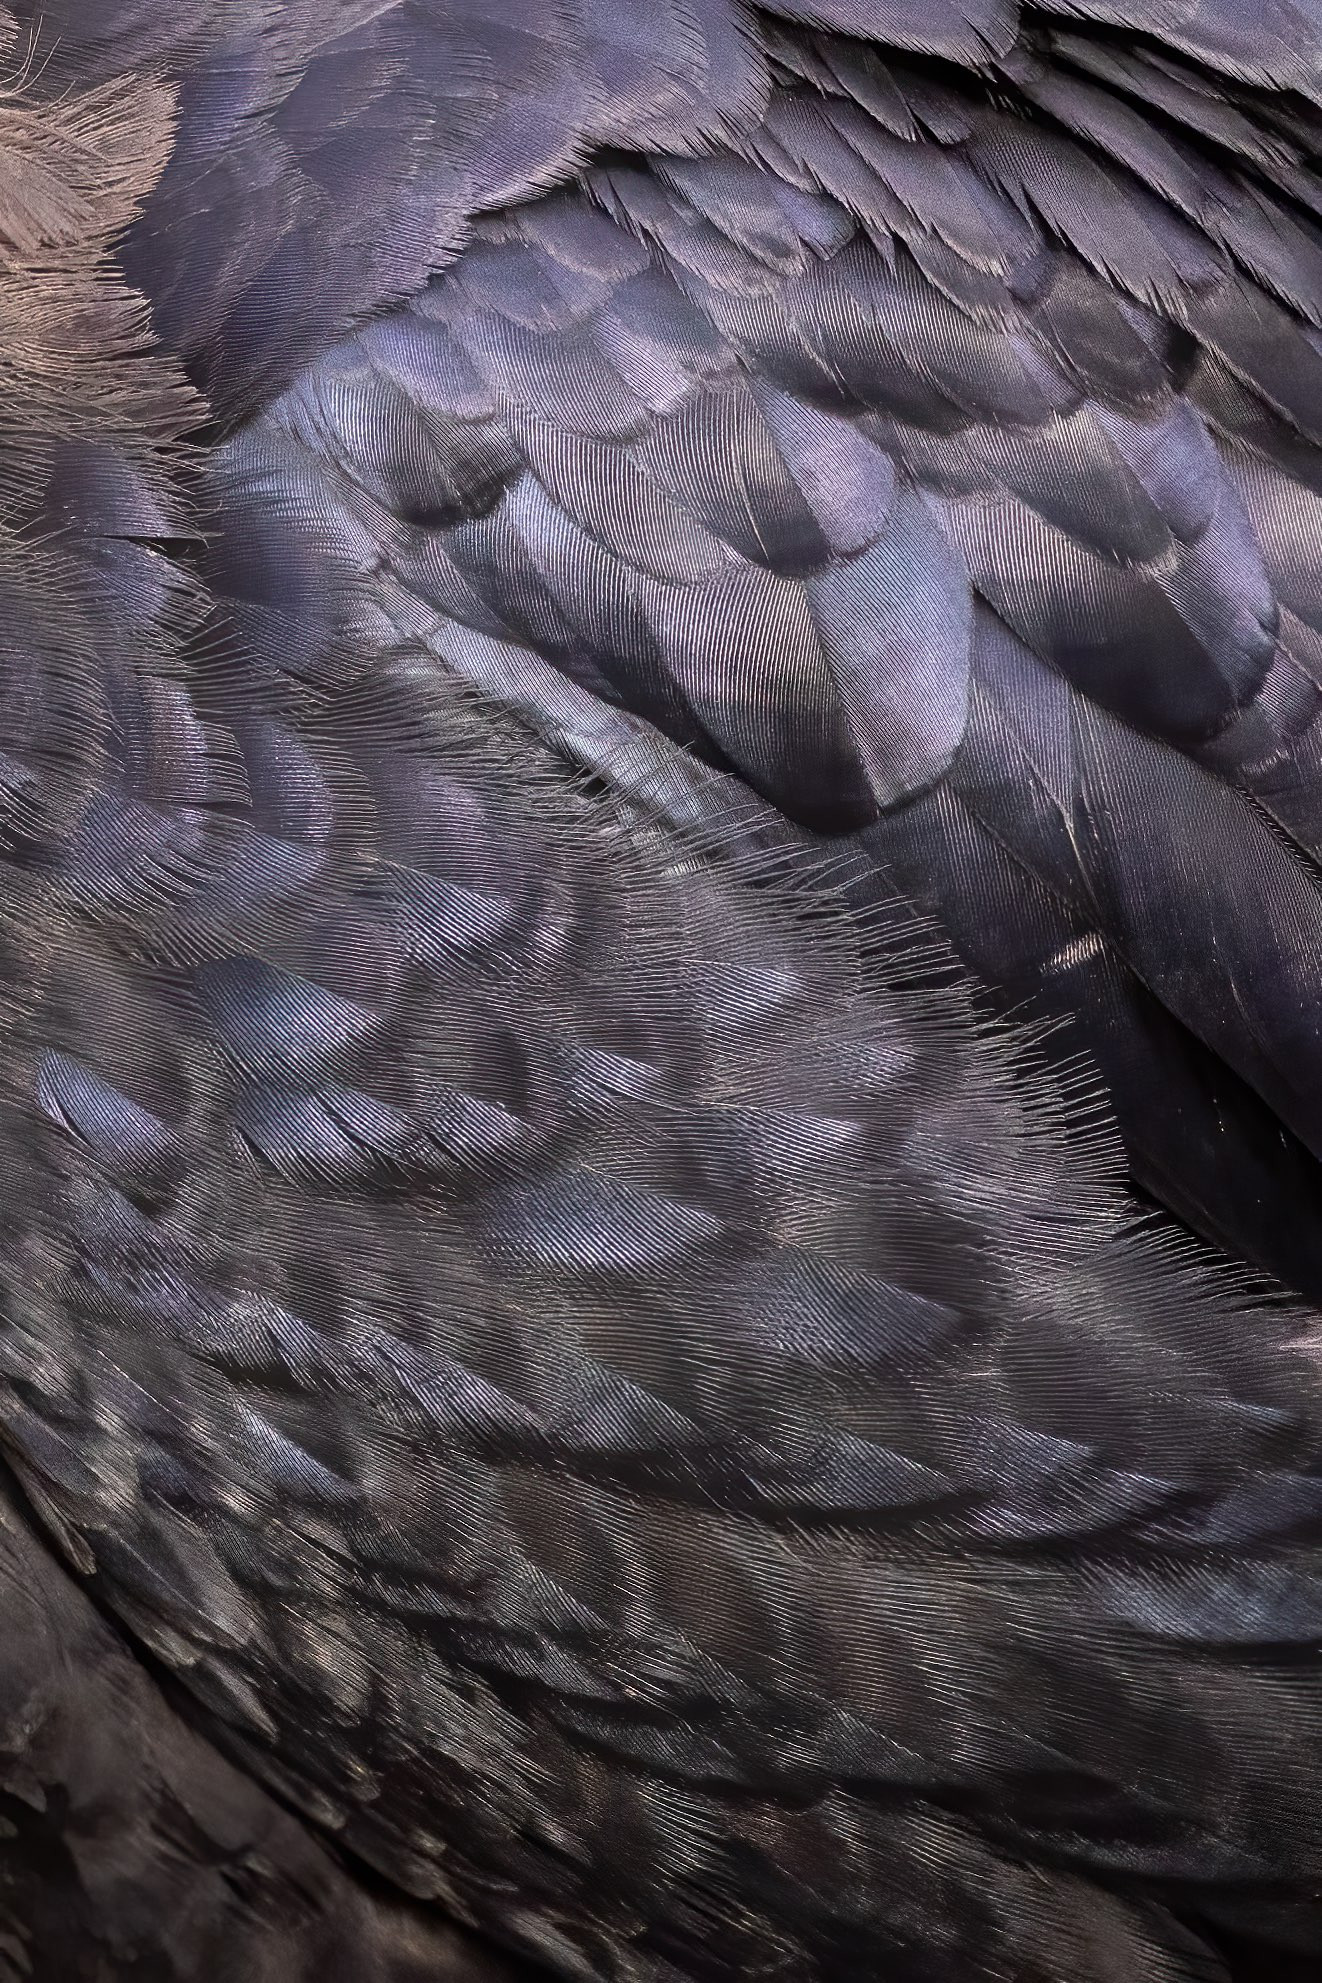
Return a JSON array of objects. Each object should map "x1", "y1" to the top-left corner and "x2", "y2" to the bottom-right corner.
[{"x1": 2, "y1": 2, "x2": 1322, "y2": 1982}]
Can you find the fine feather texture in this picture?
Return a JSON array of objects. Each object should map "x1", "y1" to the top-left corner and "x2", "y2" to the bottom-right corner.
[
  {"x1": 0, "y1": 1467, "x2": 523, "y2": 1982},
  {"x1": 6, "y1": 3, "x2": 1322, "y2": 1981},
  {"x1": 139, "y1": 0, "x2": 1322, "y2": 1297}
]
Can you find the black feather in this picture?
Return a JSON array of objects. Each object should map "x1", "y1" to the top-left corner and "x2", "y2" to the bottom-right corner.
[{"x1": 4, "y1": 4, "x2": 1322, "y2": 1981}]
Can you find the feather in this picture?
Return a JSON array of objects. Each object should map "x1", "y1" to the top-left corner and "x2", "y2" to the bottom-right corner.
[
  {"x1": 805, "y1": 482, "x2": 972, "y2": 806},
  {"x1": 10, "y1": 5, "x2": 1322, "y2": 1982},
  {"x1": 761, "y1": 0, "x2": 1018, "y2": 62}
]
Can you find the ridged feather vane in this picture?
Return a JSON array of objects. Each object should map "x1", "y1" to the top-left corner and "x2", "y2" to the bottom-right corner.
[{"x1": 2, "y1": 1, "x2": 1322, "y2": 1978}]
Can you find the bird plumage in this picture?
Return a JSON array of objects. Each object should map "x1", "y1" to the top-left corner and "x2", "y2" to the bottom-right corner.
[{"x1": 1, "y1": 2, "x2": 1322, "y2": 1977}]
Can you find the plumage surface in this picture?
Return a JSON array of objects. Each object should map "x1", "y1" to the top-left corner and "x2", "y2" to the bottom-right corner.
[{"x1": 3, "y1": 1, "x2": 1322, "y2": 1978}]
